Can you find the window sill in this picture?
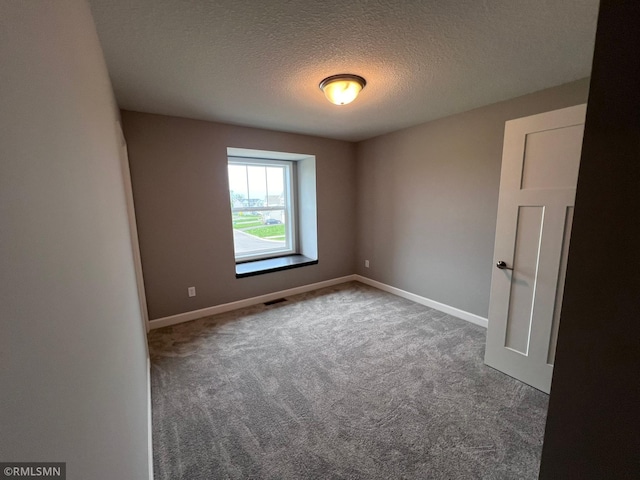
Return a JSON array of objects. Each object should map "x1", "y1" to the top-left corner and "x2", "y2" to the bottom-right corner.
[{"x1": 235, "y1": 254, "x2": 318, "y2": 278}]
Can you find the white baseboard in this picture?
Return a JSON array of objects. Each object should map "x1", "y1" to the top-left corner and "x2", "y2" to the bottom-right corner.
[
  {"x1": 148, "y1": 273, "x2": 487, "y2": 330},
  {"x1": 147, "y1": 355, "x2": 154, "y2": 480},
  {"x1": 354, "y1": 275, "x2": 488, "y2": 328},
  {"x1": 148, "y1": 275, "x2": 358, "y2": 329}
]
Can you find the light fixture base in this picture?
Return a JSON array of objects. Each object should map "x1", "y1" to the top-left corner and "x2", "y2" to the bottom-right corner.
[{"x1": 319, "y1": 74, "x2": 367, "y2": 106}]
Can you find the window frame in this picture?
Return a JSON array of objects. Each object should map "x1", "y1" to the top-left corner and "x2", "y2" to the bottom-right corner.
[{"x1": 228, "y1": 157, "x2": 297, "y2": 263}]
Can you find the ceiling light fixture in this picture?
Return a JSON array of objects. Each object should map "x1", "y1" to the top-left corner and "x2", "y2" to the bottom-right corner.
[{"x1": 319, "y1": 74, "x2": 367, "y2": 106}]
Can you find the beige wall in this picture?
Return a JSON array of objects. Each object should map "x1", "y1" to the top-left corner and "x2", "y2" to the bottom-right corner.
[
  {"x1": 124, "y1": 79, "x2": 589, "y2": 322},
  {"x1": 355, "y1": 78, "x2": 590, "y2": 318},
  {"x1": 122, "y1": 112, "x2": 357, "y2": 320},
  {"x1": 0, "y1": 2, "x2": 150, "y2": 478}
]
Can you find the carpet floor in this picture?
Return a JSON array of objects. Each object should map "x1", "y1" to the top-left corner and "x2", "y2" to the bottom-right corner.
[{"x1": 149, "y1": 282, "x2": 548, "y2": 480}]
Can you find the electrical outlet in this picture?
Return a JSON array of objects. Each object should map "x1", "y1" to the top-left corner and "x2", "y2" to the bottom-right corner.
[
  {"x1": 365, "y1": 260, "x2": 370, "y2": 268},
  {"x1": 188, "y1": 286, "x2": 196, "y2": 297}
]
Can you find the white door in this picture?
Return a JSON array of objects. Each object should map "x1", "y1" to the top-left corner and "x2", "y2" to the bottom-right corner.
[{"x1": 485, "y1": 104, "x2": 586, "y2": 393}]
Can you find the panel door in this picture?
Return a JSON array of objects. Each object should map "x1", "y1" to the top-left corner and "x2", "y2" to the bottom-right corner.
[{"x1": 484, "y1": 104, "x2": 586, "y2": 393}]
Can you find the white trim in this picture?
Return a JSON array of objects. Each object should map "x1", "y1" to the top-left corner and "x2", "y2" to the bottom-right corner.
[
  {"x1": 354, "y1": 275, "x2": 488, "y2": 328},
  {"x1": 148, "y1": 274, "x2": 488, "y2": 330},
  {"x1": 229, "y1": 158, "x2": 297, "y2": 262},
  {"x1": 117, "y1": 121, "x2": 150, "y2": 332},
  {"x1": 146, "y1": 355, "x2": 154, "y2": 480},
  {"x1": 227, "y1": 146, "x2": 313, "y2": 162},
  {"x1": 149, "y1": 275, "x2": 358, "y2": 329}
]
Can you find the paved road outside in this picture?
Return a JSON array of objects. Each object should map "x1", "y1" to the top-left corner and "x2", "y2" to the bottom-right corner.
[{"x1": 234, "y1": 229, "x2": 285, "y2": 255}]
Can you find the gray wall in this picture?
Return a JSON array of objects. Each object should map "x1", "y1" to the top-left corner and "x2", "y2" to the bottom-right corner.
[
  {"x1": 0, "y1": 2, "x2": 150, "y2": 479},
  {"x1": 121, "y1": 112, "x2": 357, "y2": 320},
  {"x1": 541, "y1": 1, "x2": 640, "y2": 477},
  {"x1": 355, "y1": 78, "x2": 590, "y2": 318}
]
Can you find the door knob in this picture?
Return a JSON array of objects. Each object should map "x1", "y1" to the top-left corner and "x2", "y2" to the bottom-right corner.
[{"x1": 496, "y1": 261, "x2": 513, "y2": 270}]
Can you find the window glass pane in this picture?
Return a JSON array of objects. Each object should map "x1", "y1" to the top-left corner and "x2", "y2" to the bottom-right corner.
[
  {"x1": 228, "y1": 159, "x2": 294, "y2": 261},
  {"x1": 232, "y1": 209, "x2": 287, "y2": 256},
  {"x1": 266, "y1": 167, "x2": 285, "y2": 206},
  {"x1": 247, "y1": 166, "x2": 266, "y2": 208},
  {"x1": 228, "y1": 164, "x2": 248, "y2": 207}
]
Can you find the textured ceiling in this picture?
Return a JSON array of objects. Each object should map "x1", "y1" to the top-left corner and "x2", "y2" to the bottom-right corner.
[{"x1": 88, "y1": 0, "x2": 599, "y2": 142}]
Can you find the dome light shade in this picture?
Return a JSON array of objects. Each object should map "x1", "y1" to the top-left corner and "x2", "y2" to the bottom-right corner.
[{"x1": 319, "y1": 74, "x2": 366, "y2": 105}]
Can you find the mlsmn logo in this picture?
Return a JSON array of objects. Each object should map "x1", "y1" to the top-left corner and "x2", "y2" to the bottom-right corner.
[{"x1": 1, "y1": 463, "x2": 66, "y2": 479}]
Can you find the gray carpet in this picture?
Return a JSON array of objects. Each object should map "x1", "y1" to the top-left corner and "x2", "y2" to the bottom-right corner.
[{"x1": 149, "y1": 282, "x2": 548, "y2": 480}]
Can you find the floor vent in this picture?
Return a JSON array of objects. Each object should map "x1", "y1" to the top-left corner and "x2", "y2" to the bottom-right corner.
[{"x1": 264, "y1": 298, "x2": 287, "y2": 306}]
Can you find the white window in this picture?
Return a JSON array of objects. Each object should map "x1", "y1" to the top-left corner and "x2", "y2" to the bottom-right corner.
[{"x1": 227, "y1": 157, "x2": 297, "y2": 262}]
